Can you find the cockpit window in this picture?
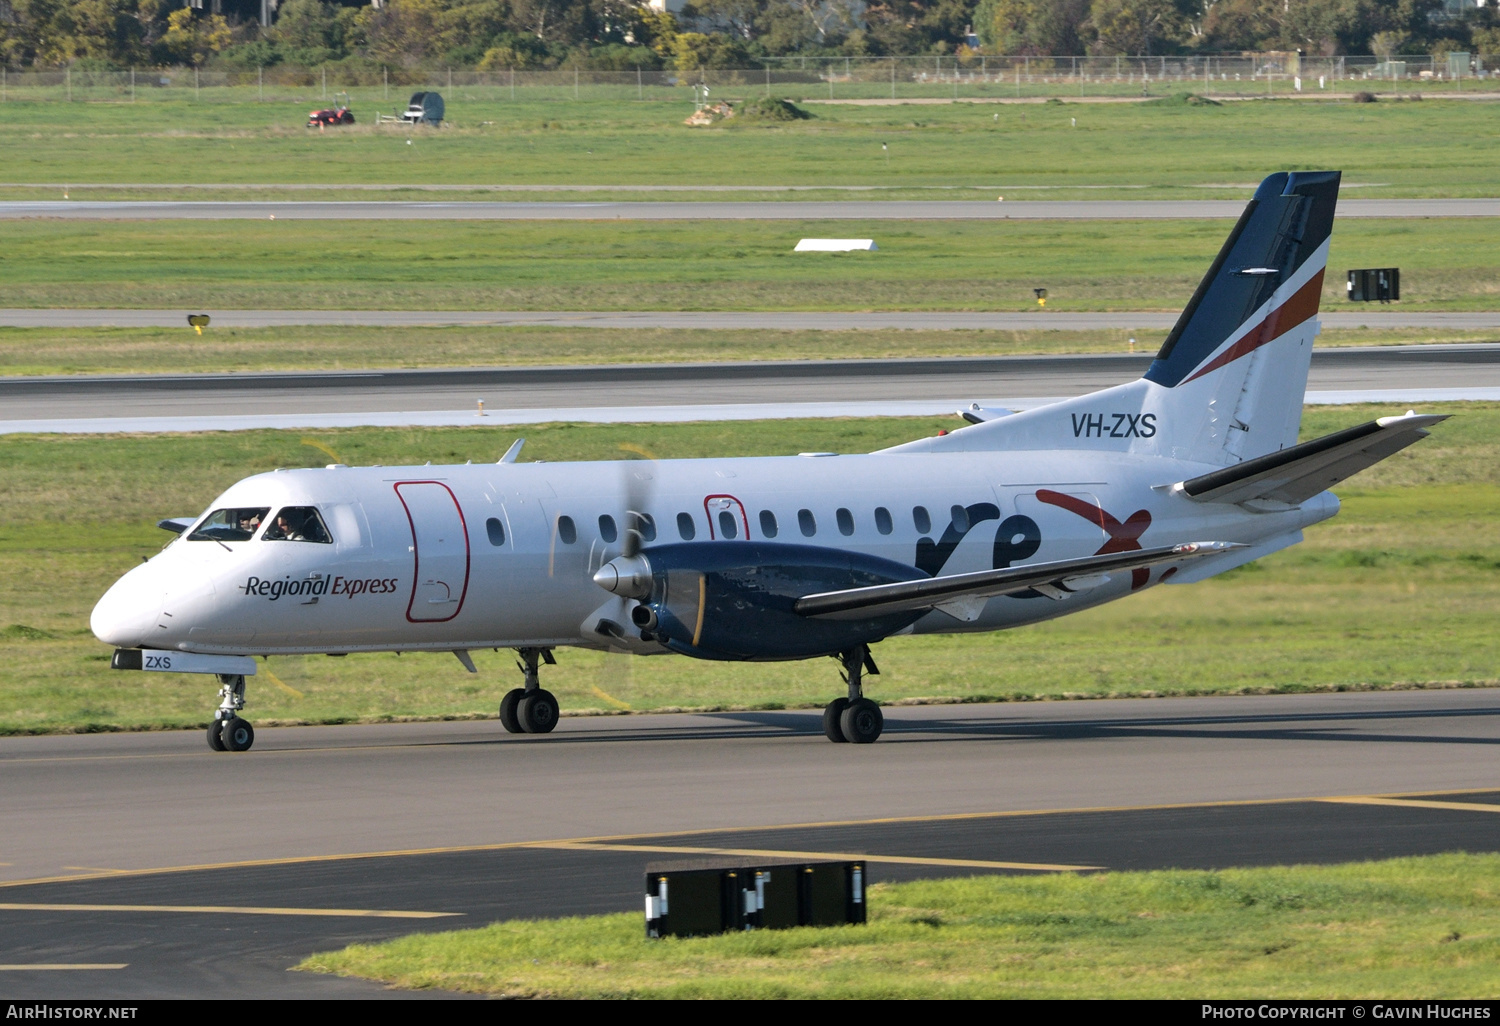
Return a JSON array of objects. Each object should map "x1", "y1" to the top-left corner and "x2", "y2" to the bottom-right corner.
[
  {"x1": 262, "y1": 506, "x2": 333, "y2": 544},
  {"x1": 188, "y1": 507, "x2": 270, "y2": 542}
]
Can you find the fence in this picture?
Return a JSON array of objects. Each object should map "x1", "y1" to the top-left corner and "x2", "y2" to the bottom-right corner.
[{"x1": 2, "y1": 54, "x2": 1496, "y2": 106}]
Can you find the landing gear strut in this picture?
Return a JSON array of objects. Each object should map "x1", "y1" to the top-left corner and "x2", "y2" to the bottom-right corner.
[
  {"x1": 823, "y1": 644, "x2": 884, "y2": 744},
  {"x1": 500, "y1": 647, "x2": 559, "y2": 734},
  {"x1": 208, "y1": 674, "x2": 255, "y2": 752}
]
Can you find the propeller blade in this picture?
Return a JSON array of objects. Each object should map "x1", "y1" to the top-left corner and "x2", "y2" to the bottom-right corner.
[{"x1": 617, "y1": 445, "x2": 657, "y2": 560}]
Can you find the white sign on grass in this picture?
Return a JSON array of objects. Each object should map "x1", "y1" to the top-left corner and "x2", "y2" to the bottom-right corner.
[{"x1": 794, "y1": 239, "x2": 878, "y2": 252}]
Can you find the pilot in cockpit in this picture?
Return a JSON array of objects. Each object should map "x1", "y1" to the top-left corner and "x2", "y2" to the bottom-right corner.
[
  {"x1": 262, "y1": 507, "x2": 332, "y2": 543},
  {"x1": 266, "y1": 511, "x2": 306, "y2": 542}
]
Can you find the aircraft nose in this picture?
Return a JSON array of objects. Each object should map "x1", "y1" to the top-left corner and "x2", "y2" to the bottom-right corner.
[{"x1": 90, "y1": 576, "x2": 160, "y2": 649}]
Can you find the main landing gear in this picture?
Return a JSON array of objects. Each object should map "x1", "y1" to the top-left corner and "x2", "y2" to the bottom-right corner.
[
  {"x1": 823, "y1": 644, "x2": 884, "y2": 745},
  {"x1": 500, "y1": 647, "x2": 560, "y2": 734},
  {"x1": 207, "y1": 673, "x2": 255, "y2": 752}
]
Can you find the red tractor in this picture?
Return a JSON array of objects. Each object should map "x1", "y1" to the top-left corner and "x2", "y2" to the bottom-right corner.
[{"x1": 307, "y1": 93, "x2": 355, "y2": 128}]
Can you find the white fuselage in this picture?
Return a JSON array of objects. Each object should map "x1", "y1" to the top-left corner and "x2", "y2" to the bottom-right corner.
[{"x1": 91, "y1": 448, "x2": 1338, "y2": 659}]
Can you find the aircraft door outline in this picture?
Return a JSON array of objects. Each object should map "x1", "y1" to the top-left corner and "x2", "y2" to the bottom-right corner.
[
  {"x1": 394, "y1": 481, "x2": 471, "y2": 623},
  {"x1": 703, "y1": 495, "x2": 750, "y2": 541}
]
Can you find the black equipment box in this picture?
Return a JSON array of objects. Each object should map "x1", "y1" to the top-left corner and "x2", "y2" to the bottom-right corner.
[
  {"x1": 1347, "y1": 267, "x2": 1400, "y2": 302},
  {"x1": 644, "y1": 858, "x2": 866, "y2": 938}
]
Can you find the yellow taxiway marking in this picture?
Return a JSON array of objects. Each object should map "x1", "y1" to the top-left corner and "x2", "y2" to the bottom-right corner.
[
  {"x1": 1320, "y1": 796, "x2": 1500, "y2": 814},
  {"x1": 261, "y1": 667, "x2": 305, "y2": 700},
  {"x1": 589, "y1": 685, "x2": 631, "y2": 711},
  {"x1": 0, "y1": 902, "x2": 458, "y2": 919},
  {"x1": 63, "y1": 866, "x2": 134, "y2": 874},
  {"x1": 538, "y1": 841, "x2": 1097, "y2": 873},
  {"x1": 0, "y1": 964, "x2": 127, "y2": 971},
  {"x1": 3, "y1": 787, "x2": 1496, "y2": 891}
]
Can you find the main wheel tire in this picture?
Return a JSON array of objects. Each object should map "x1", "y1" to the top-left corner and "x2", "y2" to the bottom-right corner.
[
  {"x1": 823, "y1": 698, "x2": 850, "y2": 743},
  {"x1": 220, "y1": 716, "x2": 255, "y2": 752},
  {"x1": 518, "y1": 689, "x2": 559, "y2": 734},
  {"x1": 207, "y1": 718, "x2": 226, "y2": 751},
  {"x1": 840, "y1": 698, "x2": 883, "y2": 745},
  {"x1": 499, "y1": 688, "x2": 526, "y2": 733}
]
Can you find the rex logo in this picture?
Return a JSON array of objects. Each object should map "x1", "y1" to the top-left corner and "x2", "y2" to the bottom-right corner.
[{"x1": 1036, "y1": 490, "x2": 1154, "y2": 590}]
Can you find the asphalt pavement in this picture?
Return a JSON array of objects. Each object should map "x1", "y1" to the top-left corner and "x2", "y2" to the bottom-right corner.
[
  {"x1": 1, "y1": 346, "x2": 1496, "y2": 435},
  {"x1": 2, "y1": 691, "x2": 1497, "y2": 996}
]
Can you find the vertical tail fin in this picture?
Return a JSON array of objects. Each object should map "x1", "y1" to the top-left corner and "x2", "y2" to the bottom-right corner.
[
  {"x1": 1142, "y1": 170, "x2": 1341, "y2": 464},
  {"x1": 879, "y1": 171, "x2": 1342, "y2": 464}
]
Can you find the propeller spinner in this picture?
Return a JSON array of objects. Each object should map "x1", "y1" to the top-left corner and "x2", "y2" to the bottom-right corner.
[{"x1": 594, "y1": 451, "x2": 656, "y2": 599}]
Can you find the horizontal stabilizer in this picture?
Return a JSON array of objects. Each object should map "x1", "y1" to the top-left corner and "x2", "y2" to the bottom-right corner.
[
  {"x1": 1175, "y1": 412, "x2": 1448, "y2": 508},
  {"x1": 795, "y1": 542, "x2": 1238, "y2": 621},
  {"x1": 958, "y1": 404, "x2": 1015, "y2": 424}
]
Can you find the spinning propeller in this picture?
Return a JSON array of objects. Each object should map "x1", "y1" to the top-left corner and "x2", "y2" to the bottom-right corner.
[{"x1": 594, "y1": 445, "x2": 658, "y2": 599}]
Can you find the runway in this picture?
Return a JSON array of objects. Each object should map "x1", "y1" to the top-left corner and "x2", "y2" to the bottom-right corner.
[
  {"x1": 2, "y1": 690, "x2": 1498, "y2": 996},
  {"x1": 2, "y1": 345, "x2": 1497, "y2": 434},
  {"x1": 4, "y1": 199, "x2": 1500, "y2": 220},
  {"x1": 5, "y1": 308, "x2": 1499, "y2": 331}
]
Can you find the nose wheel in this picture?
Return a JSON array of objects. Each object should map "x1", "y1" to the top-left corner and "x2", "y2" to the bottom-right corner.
[
  {"x1": 823, "y1": 645, "x2": 884, "y2": 744},
  {"x1": 207, "y1": 674, "x2": 254, "y2": 752},
  {"x1": 501, "y1": 648, "x2": 559, "y2": 734}
]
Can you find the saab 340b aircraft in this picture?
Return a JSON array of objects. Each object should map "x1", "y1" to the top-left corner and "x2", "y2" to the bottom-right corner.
[{"x1": 93, "y1": 170, "x2": 1445, "y2": 751}]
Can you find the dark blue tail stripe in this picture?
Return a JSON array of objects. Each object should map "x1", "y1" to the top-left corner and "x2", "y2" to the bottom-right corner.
[{"x1": 1145, "y1": 171, "x2": 1341, "y2": 388}]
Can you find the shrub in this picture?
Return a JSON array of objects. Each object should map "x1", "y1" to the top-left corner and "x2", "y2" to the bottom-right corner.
[
  {"x1": 1145, "y1": 91, "x2": 1221, "y2": 107},
  {"x1": 737, "y1": 96, "x2": 813, "y2": 121}
]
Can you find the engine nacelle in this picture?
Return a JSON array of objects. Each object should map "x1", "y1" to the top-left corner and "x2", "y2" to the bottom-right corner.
[{"x1": 595, "y1": 541, "x2": 927, "y2": 660}]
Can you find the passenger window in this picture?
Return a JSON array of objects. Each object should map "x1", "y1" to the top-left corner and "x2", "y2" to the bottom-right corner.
[
  {"x1": 718, "y1": 510, "x2": 738, "y2": 539},
  {"x1": 188, "y1": 507, "x2": 270, "y2": 542},
  {"x1": 486, "y1": 517, "x2": 506, "y2": 546},
  {"x1": 629, "y1": 513, "x2": 657, "y2": 543},
  {"x1": 836, "y1": 508, "x2": 855, "y2": 536},
  {"x1": 677, "y1": 512, "x2": 696, "y2": 541},
  {"x1": 262, "y1": 507, "x2": 332, "y2": 544},
  {"x1": 557, "y1": 515, "x2": 577, "y2": 545},
  {"x1": 913, "y1": 505, "x2": 931, "y2": 534},
  {"x1": 951, "y1": 505, "x2": 970, "y2": 532},
  {"x1": 598, "y1": 514, "x2": 618, "y2": 543},
  {"x1": 798, "y1": 509, "x2": 817, "y2": 537},
  {"x1": 759, "y1": 510, "x2": 778, "y2": 538},
  {"x1": 874, "y1": 507, "x2": 893, "y2": 535}
]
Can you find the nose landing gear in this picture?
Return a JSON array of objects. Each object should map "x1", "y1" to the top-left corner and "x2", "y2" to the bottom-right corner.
[
  {"x1": 500, "y1": 647, "x2": 559, "y2": 734},
  {"x1": 823, "y1": 644, "x2": 884, "y2": 744},
  {"x1": 207, "y1": 674, "x2": 255, "y2": 752}
]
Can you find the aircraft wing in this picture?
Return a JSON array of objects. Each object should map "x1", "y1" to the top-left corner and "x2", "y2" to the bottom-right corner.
[
  {"x1": 1174, "y1": 412, "x2": 1448, "y2": 508},
  {"x1": 795, "y1": 542, "x2": 1237, "y2": 621}
]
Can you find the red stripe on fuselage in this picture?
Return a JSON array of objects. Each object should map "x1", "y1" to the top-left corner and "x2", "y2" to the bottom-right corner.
[{"x1": 1183, "y1": 269, "x2": 1324, "y2": 384}]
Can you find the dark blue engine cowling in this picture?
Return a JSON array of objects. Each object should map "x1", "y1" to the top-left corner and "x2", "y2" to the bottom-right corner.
[{"x1": 640, "y1": 541, "x2": 928, "y2": 661}]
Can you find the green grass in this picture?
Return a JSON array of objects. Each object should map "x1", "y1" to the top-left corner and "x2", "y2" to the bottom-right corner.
[
  {"x1": 1, "y1": 403, "x2": 1495, "y2": 736},
  {"x1": 298, "y1": 853, "x2": 1500, "y2": 997},
  {"x1": 3, "y1": 96, "x2": 1499, "y2": 198},
  {"x1": 2, "y1": 216, "x2": 1497, "y2": 312},
  {"x1": 2, "y1": 325, "x2": 1493, "y2": 377}
]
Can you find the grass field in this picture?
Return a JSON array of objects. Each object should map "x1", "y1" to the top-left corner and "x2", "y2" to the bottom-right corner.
[
  {"x1": 1, "y1": 403, "x2": 1494, "y2": 736},
  {"x1": 2, "y1": 96, "x2": 1497, "y2": 198},
  {"x1": 2, "y1": 216, "x2": 1496, "y2": 313},
  {"x1": 298, "y1": 853, "x2": 1500, "y2": 997},
  {"x1": 2, "y1": 325, "x2": 1494, "y2": 377}
]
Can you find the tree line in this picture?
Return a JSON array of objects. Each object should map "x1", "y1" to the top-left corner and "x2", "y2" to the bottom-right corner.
[{"x1": 2, "y1": 0, "x2": 1496, "y2": 71}]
